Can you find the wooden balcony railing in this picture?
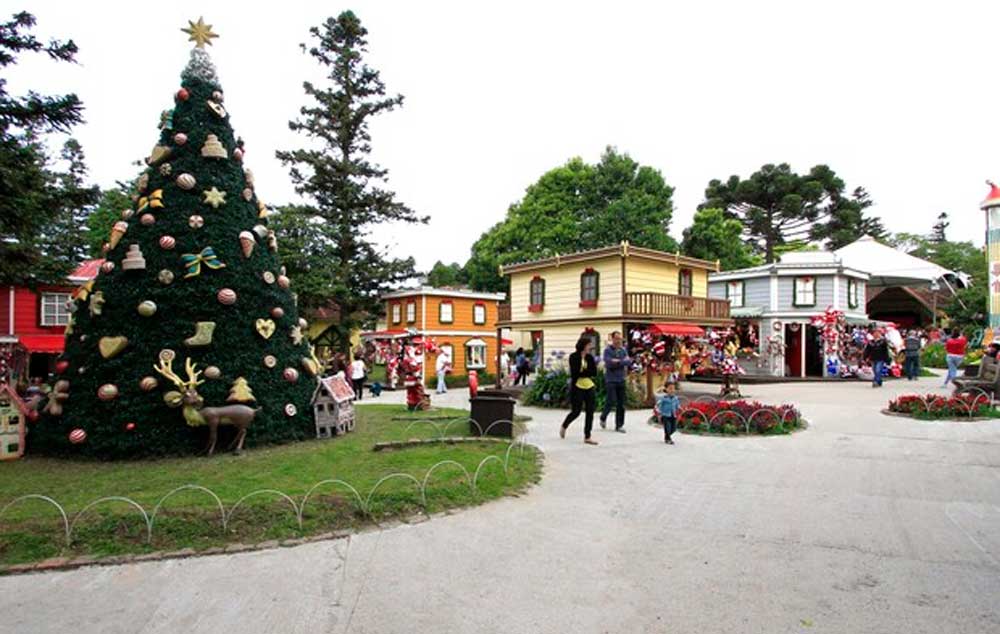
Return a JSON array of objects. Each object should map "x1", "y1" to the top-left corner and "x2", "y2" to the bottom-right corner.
[
  {"x1": 623, "y1": 292, "x2": 730, "y2": 322},
  {"x1": 498, "y1": 303, "x2": 511, "y2": 322}
]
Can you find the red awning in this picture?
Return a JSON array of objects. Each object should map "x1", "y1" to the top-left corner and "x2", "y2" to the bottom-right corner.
[
  {"x1": 18, "y1": 335, "x2": 66, "y2": 354},
  {"x1": 501, "y1": 338, "x2": 514, "y2": 346},
  {"x1": 360, "y1": 329, "x2": 411, "y2": 340},
  {"x1": 650, "y1": 323, "x2": 705, "y2": 337}
]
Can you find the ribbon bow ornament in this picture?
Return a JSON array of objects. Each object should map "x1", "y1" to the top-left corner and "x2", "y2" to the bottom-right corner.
[
  {"x1": 181, "y1": 247, "x2": 227, "y2": 278},
  {"x1": 137, "y1": 189, "x2": 164, "y2": 212}
]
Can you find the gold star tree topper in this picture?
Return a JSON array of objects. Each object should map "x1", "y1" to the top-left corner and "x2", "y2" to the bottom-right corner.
[{"x1": 182, "y1": 17, "x2": 219, "y2": 48}]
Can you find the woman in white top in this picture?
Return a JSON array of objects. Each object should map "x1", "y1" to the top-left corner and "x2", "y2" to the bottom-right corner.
[{"x1": 350, "y1": 357, "x2": 367, "y2": 400}]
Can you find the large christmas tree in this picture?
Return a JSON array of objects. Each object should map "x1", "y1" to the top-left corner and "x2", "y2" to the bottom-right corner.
[{"x1": 32, "y1": 19, "x2": 318, "y2": 458}]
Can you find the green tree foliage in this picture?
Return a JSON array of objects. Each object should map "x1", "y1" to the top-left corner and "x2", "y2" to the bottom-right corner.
[
  {"x1": 466, "y1": 147, "x2": 677, "y2": 291},
  {"x1": 426, "y1": 261, "x2": 467, "y2": 288},
  {"x1": 33, "y1": 46, "x2": 316, "y2": 458},
  {"x1": 701, "y1": 163, "x2": 884, "y2": 262},
  {"x1": 86, "y1": 183, "x2": 133, "y2": 257},
  {"x1": 681, "y1": 208, "x2": 761, "y2": 270},
  {"x1": 276, "y1": 12, "x2": 425, "y2": 349},
  {"x1": 0, "y1": 12, "x2": 97, "y2": 285},
  {"x1": 268, "y1": 204, "x2": 340, "y2": 312}
]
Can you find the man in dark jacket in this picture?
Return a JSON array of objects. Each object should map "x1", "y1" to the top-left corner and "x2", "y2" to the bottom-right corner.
[
  {"x1": 599, "y1": 331, "x2": 632, "y2": 432},
  {"x1": 903, "y1": 330, "x2": 921, "y2": 380},
  {"x1": 864, "y1": 330, "x2": 891, "y2": 387}
]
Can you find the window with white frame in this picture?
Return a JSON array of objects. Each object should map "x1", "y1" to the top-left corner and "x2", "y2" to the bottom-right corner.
[
  {"x1": 391, "y1": 303, "x2": 401, "y2": 324},
  {"x1": 726, "y1": 281, "x2": 745, "y2": 308},
  {"x1": 465, "y1": 338, "x2": 487, "y2": 369},
  {"x1": 473, "y1": 303, "x2": 486, "y2": 325},
  {"x1": 439, "y1": 301, "x2": 454, "y2": 324},
  {"x1": 406, "y1": 301, "x2": 416, "y2": 323},
  {"x1": 793, "y1": 277, "x2": 816, "y2": 307},
  {"x1": 40, "y1": 292, "x2": 72, "y2": 326},
  {"x1": 848, "y1": 279, "x2": 861, "y2": 309}
]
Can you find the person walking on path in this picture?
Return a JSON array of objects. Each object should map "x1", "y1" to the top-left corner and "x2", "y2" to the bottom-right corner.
[
  {"x1": 903, "y1": 330, "x2": 922, "y2": 380},
  {"x1": 560, "y1": 337, "x2": 599, "y2": 445},
  {"x1": 435, "y1": 349, "x2": 451, "y2": 394},
  {"x1": 863, "y1": 330, "x2": 890, "y2": 388},
  {"x1": 656, "y1": 381, "x2": 681, "y2": 444},
  {"x1": 943, "y1": 328, "x2": 968, "y2": 388},
  {"x1": 349, "y1": 355, "x2": 367, "y2": 400},
  {"x1": 514, "y1": 348, "x2": 529, "y2": 386},
  {"x1": 599, "y1": 331, "x2": 632, "y2": 432}
]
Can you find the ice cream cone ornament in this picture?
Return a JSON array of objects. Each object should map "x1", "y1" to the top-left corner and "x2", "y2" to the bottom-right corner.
[
  {"x1": 239, "y1": 231, "x2": 255, "y2": 258},
  {"x1": 109, "y1": 221, "x2": 129, "y2": 249}
]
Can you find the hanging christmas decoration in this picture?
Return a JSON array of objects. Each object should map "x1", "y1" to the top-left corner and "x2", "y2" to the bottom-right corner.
[
  {"x1": 137, "y1": 300, "x2": 157, "y2": 317},
  {"x1": 159, "y1": 235, "x2": 176, "y2": 250},
  {"x1": 45, "y1": 380, "x2": 70, "y2": 416},
  {"x1": 109, "y1": 221, "x2": 129, "y2": 249},
  {"x1": 176, "y1": 173, "x2": 197, "y2": 190},
  {"x1": 270, "y1": 307, "x2": 284, "y2": 319},
  {"x1": 263, "y1": 355, "x2": 277, "y2": 368},
  {"x1": 159, "y1": 349, "x2": 176, "y2": 363},
  {"x1": 267, "y1": 230, "x2": 278, "y2": 252},
  {"x1": 252, "y1": 224, "x2": 268, "y2": 240},
  {"x1": 125, "y1": 422, "x2": 137, "y2": 432},
  {"x1": 217, "y1": 288, "x2": 237, "y2": 305},
  {"x1": 68, "y1": 428, "x2": 87, "y2": 444},
  {"x1": 227, "y1": 377, "x2": 256, "y2": 403},
  {"x1": 182, "y1": 16, "x2": 218, "y2": 48},
  {"x1": 98, "y1": 336, "x2": 129, "y2": 359},
  {"x1": 158, "y1": 269, "x2": 174, "y2": 285},
  {"x1": 301, "y1": 357, "x2": 319, "y2": 376},
  {"x1": 55, "y1": 359, "x2": 70, "y2": 374},
  {"x1": 141, "y1": 213, "x2": 158, "y2": 226},
  {"x1": 97, "y1": 384, "x2": 120, "y2": 401},
  {"x1": 88, "y1": 291, "x2": 105, "y2": 317},
  {"x1": 147, "y1": 145, "x2": 171, "y2": 165},
  {"x1": 158, "y1": 109, "x2": 174, "y2": 131},
  {"x1": 163, "y1": 391, "x2": 183, "y2": 408},
  {"x1": 202, "y1": 186, "x2": 226, "y2": 208},
  {"x1": 173, "y1": 132, "x2": 188, "y2": 145},
  {"x1": 206, "y1": 100, "x2": 227, "y2": 118},
  {"x1": 233, "y1": 147, "x2": 244, "y2": 162},
  {"x1": 203, "y1": 366, "x2": 221, "y2": 379},
  {"x1": 101, "y1": 242, "x2": 111, "y2": 254},
  {"x1": 137, "y1": 173, "x2": 150, "y2": 193},
  {"x1": 262, "y1": 271, "x2": 276, "y2": 284},
  {"x1": 257, "y1": 200, "x2": 268, "y2": 219},
  {"x1": 201, "y1": 134, "x2": 228, "y2": 158},
  {"x1": 288, "y1": 325, "x2": 304, "y2": 345},
  {"x1": 101, "y1": 261, "x2": 115, "y2": 274},
  {"x1": 183, "y1": 321, "x2": 216, "y2": 347},
  {"x1": 159, "y1": 163, "x2": 173, "y2": 176},
  {"x1": 137, "y1": 189, "x2": 164, "y2": 212},
  {"x1": 243, "y1": 168, "x2": 255, "y2": 188},
  {"x1": 188, "y1": 214, "x2": 205, "y2": 229},
  {"x1": 284, "y1": 404, "x2": 297, "y2": 417},
  {"x1": 181, "y1": 247, "x2": 226, "y2": 277},
  {"x1": 277, "y1": 274, "x2": 290, "y2": 289},
  {"x1": 122, "y1": 244, "x2": 146, "y2": 270},
  {"x1": 242, "y1": 188, "x2": 253, "y2": 201},
  {"x1": 121, "y1": 208, "x2": 134, "y2": 220},
  {"x1": 298, "y1": 318, "x2": 308, "y2": 329},
  {"x1": 238, "y1": 230, "x2": 255, "y2": 258},
  {"x1": 212, "y1": 89, "x2": 224, "y2": 102},
  {"x1": 176, "y1": 87, "x2": 190, "y2": 101},
  {"x1": 139, "y1": 376, "x2": 158, "y2": 391},
  {"x1": 283, "y1": 367, "x2": 299, "y2": 383},
  {"x1": 255, "y1": 318, "x2": 276, "y2": 339}
]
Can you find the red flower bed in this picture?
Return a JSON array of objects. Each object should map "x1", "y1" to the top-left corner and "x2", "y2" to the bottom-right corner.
[
  {"x1": 676, "y1": 400, "x2": 802, "y2": 435},
  {"x1": 887, "y1": 393, "x2": 997, "y2": 419}
]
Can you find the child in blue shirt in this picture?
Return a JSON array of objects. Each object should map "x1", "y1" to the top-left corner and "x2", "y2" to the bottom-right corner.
[{"x1": 656, "y1": 381, "x2": 681, "y2": 444}]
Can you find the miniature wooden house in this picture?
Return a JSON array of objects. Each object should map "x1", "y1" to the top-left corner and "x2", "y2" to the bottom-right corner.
[
  {"x1": 0, "y1": 384, "x2": 28, "y2": 460},
  {"x1": 312, "y1": 376, "x2": 356, "y2": 439}
]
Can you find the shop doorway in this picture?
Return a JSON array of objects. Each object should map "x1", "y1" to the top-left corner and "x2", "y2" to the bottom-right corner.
[
  {"x1": 785, "y1": 324, "x2": 802, "y2": 377},
  {"x1": 805, "y1": 324, "x2": 823, "y2": 377}
]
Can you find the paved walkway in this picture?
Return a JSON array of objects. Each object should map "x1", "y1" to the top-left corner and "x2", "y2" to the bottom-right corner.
[{"x1": 3, "y1": 376, "x2": 1000, "y2": 633}]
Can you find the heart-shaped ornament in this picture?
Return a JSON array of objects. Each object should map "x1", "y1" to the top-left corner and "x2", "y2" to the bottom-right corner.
[
  {"x1": 255, "y1": 318, "x2": 276, "y2": 340},
  {"x1": 98, "y1": 336, "x2": 129, "y2": 359}
]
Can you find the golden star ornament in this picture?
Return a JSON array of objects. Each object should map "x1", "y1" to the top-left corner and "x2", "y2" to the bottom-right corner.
[
  {"x1": 182, "y1": 17, "x2": 219, "y2": 48},
  {"x1": 202, "y1": 187, "x2": 227, "y2": 208}
]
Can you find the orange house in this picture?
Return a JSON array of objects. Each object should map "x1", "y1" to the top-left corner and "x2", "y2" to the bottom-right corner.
[{"x1": 379, "y1": 287, "x2": 506, "y2": 377}]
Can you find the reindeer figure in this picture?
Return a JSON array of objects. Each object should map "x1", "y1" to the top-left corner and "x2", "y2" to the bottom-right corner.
[{"x1": 154, "y1": 357, "x2": 258, "y2": 455}]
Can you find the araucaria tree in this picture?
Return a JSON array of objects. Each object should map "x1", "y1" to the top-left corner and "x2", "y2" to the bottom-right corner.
[
  {"x1": 277, "y1": 11, "x2": 425, "y2": 348},
  {"x1": 701, "y1": 163, "x2": 885, "y2": 262},
  {"x1": 33, "y1": 22, "x2": 318, "y2": 458},
  {"x1": 0, "y1": 11, "x2": 98, "y2": 285}
]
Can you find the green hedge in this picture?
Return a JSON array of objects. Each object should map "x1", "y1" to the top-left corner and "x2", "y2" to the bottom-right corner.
[
  {"x1": 425, "y1": 372, "x2": 496, "y2": 389},
  {"x1": 523, "y1": 369, "x2": 642, "y2": 410}
]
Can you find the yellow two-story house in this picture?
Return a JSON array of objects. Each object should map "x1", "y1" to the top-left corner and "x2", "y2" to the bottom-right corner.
[{"x1": 497, "y1": 242, "x2": 730, "y2": 364}]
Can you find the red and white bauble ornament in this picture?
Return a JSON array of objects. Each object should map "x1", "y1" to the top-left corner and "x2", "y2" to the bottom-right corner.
[
  {"x1": 270, "y1": 307, "x2": 285, "y2": 319},
  {"x1": 98, "y1": 383, "x2": 119, "y2": 401},
  {"x1": 68, "y1": 428, "x2": 87, "y2": 444},
  {"x1": 139, "y1": 376, "x2": 158, "y2": 391},
  {"x1": 176, "y1": 173, "x2": 196, "y2": 190},
  {"x1": 176, "y1": 88, "x2": 190, "y2": 101},
  {"x1": 188, "y1": 215, "x2": 204, "y2": 229},
  {"x1": 242, "y1": 188, "x2": 253, "y2": 201},
  {"x1": 233, "y1": 148, "x2": 243, "y2": 162},
  {"x1": 121, "y1": 208, "x2": 134, "y2": 220},
  {"x1": 159, "y1": 235, "x2": 176, "y2": 250},
  {"x1": 298, "y1": 318, "x2": 308, "y2": 329},
  {"x1": 101, "y1": 261, "x2": 115, "y2": 273},
  {"x1": 125, "y1": 422, "x2": 136, "y2": 432},
  {"x1": 55, "y1": 359, "x2": 70, "y2": 374},
  {"x1": 262, "y1": 271, "x2": 276, "y2": 284},
  {"x1": 277, "y1": 275, "x2": 290, "y2": 289},
  {"x1": 27, "y1": 410, "x2": 40, "y2": 423},
  {"x1": 173, "y1": 132, "x2": 188, "y2": 145},
  {"x1": 101, "y1": 242, "x2": 111, "y2": 254},
  {"x1": 212, "y1": 90, "x2": 224, "y2": 102},
  {"x1": 283, "y1": 367, "x2": 299, "y2": 383},
  {"x1": 140, "y1": 213, "x2": 155, "y2": 226},
  {"x1": 284, "y1": 403, "x2": 297, "y2": 417},
  {"x1": 217, "y1": 288, "x2": 237, "y2": 305},
  {"x1": 263, "y1": 355, "x2": 277, "y2": 368},
  {"x1": 203, "y1": 366, "x2": 221, "y2": 380}
]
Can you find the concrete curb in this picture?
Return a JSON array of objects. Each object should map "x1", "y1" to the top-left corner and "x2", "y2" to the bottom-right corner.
[{"x1": 879, "y1": 408, "x2": 993, "y2": 422}]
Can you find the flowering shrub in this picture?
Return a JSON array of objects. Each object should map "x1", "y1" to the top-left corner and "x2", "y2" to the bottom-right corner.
[
  {"x1": 522, "y1": 368, "x2": 642, "y2": 410},
  {"x1": 887, "y1": 393, "x2": 1000, "y2": 419},
  {"x1": 676, "y1": 400, "x2": 803, "y2": 435}
]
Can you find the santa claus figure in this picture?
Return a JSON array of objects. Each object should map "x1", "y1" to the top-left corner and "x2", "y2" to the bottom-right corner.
[{"x1": 401, "y1": 345, "x2": 429, "y2": 411}]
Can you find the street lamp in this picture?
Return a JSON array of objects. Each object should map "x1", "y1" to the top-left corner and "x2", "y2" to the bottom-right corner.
[{"x1": 930, "y1": 279, "x2": 940, "y2": 328}]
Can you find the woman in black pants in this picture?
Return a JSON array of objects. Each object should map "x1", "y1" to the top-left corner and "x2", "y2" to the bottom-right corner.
[{"x1": 560, "y1": 337, "x2": 599, "y2": 445}]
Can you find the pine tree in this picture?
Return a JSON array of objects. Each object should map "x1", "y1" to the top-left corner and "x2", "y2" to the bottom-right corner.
[
  {"x1": 276, "y1": 11, "x2": 426, "y2": 351},
  {"x1": 33, "y1": 22, "x2": 317, "y2": 458}
]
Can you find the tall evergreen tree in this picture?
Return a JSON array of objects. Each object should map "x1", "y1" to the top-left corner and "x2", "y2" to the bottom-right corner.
[
  {"x1": 34, "y1": 23, "x2": 316, "y2": 458},
  {"x1": 0, "y1": 11, "x2": 97, "y2": 285},
  {"x1": 276, "y1": 11, "x2": 426, "y2": 350},
  {"x1": 681, "y1": 208, "x2": 761, "y2": 270}
]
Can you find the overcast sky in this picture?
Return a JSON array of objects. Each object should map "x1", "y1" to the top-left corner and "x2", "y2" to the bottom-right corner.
[{"x1": 9, "y1": 1, "x2": 1000, "y2": 271}]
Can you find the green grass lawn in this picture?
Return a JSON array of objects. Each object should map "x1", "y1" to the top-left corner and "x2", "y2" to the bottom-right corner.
[{"x1": 0, "y1": 405, "x2": 541, "y2": 566}]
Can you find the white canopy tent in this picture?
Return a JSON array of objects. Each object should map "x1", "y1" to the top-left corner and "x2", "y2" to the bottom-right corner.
[{"x1": 834, "y1": 235, "x2": 964, "y2": 288}]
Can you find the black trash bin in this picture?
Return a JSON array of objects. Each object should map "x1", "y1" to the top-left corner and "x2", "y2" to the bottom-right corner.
[{"x1": 469, "y1": 389, "x2": 516, "y2": 437}]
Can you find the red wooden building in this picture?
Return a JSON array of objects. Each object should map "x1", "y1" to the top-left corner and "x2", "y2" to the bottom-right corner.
[{"x1": 0, "y1": 259, "x2": 102, "y2": 380}]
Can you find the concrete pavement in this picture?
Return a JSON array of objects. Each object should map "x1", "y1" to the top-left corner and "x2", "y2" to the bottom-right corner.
[{"x1": 3, "y1": 375, "x2": 999, "y2": 633}]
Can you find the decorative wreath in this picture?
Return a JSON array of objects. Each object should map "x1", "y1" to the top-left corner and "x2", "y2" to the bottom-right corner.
[{"x1": 772, "y1": 321, "x2": 783, "y2": 332}]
